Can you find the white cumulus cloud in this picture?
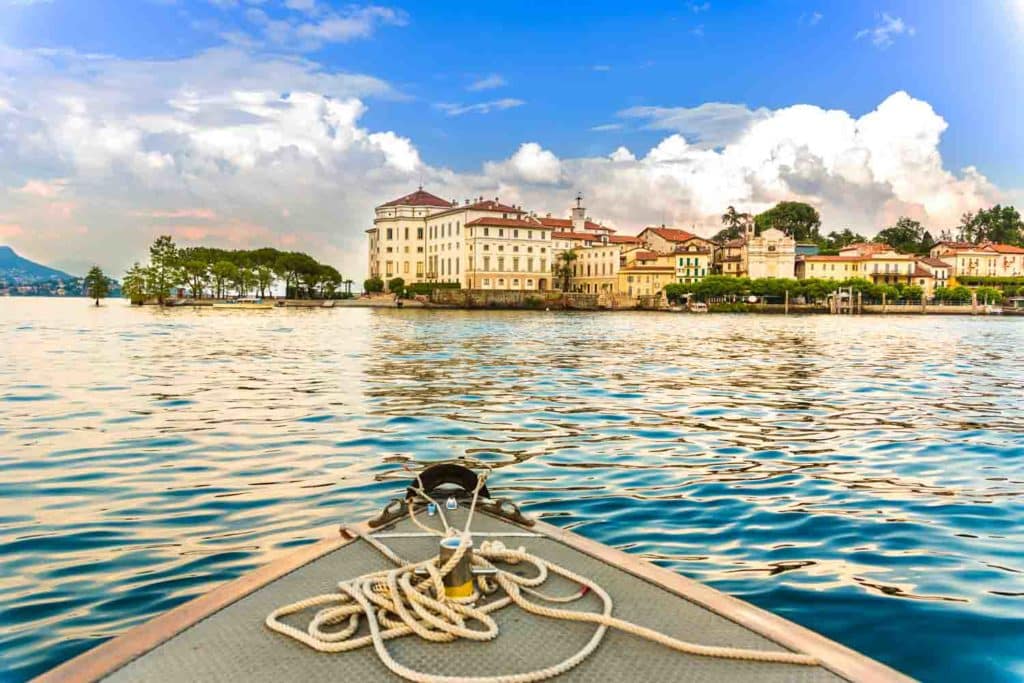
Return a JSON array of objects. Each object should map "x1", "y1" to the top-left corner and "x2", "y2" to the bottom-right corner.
[
  {"x1": 0, "y1": 41, "x2": 1010, "y2": 283},
  {"x1": 483, "y1": 143, "x2": 564, "y2": 185}
]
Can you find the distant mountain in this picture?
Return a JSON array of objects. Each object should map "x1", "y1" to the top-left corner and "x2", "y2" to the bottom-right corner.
[{"x1": 0, "y1": 246, "x2": 78, "y2": 283}]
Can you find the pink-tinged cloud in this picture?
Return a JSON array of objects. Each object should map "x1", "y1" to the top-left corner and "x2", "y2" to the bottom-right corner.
[
  {"x1": 0, "y1": 223, "x2": 24, "y2": 237},
  {"x1": 166, "y1": 220, "x2": 291, "y2": 247},
  {"x1": 47, "y1": 202, "x2": 76, "y2": 219},
  {"x1": 135, "y1": 208, "x2": 219, "y2": 220},
  {"x1": 14, "y1": 179, "x2": 65, "y2": 198}
]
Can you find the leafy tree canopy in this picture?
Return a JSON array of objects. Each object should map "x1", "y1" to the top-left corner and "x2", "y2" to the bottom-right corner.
[
  {"x1": 84, "y1": 265, "x2": 110, "y2": 304},
  {"x1": 754, "y1": 202, "x2": 821, "y2": 242},
  {"x1": 958, "y1": 205, "x2": 1024, "y2": 245},
  {"x1": 873, "y1": 216, "x2": 935, "y2": 255},
  {"x1": 364, "y1": 276, "x2": 384, "y2": 293}
]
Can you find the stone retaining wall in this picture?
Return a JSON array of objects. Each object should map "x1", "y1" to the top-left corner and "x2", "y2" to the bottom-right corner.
[{"x1": 430, "y1": 289, "x2": 599, "y2": 310}]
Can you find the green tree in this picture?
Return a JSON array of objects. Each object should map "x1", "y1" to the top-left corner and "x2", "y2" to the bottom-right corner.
[
  {"x1": 935, "y1": 285, "x2": 971, "y2": 303},
  {"x1": 232, "y1": 267, "x2": 255, "y2": 297},
  {"x1": 182, "y1": 259, "x2": 209, "y2": 299},
  {"x1": 798, "y1": 278, "x2": 838, "y2": 302},
  {"x1": 874, "y1": 217, "x2": 929, "y2": 254},
  {"x1": 387, "y1": 277, "x2": 405, "y2": 295},
  {"x1": 754, "y1": 201, "x2": 822, "y2": 242},
  {"x1": 714, "y1": 206, "x2": 751, "y2": 242},
  {"x1": 822, "y1": 229, "x2": 868, "y2": 251},
  {"x1": 210, "y1": 260, "x2": 238, "y2": 299},
  {"x1": 84, "y1": 266, "x2": 110, "y2": 306},
  {"x1": 664, "y1": 282, "x2": 692, "y2": 303},
  {"x1": 364, "y1": 276, "x2": 384, "y2": 293},
  {"x1": 958, "y1": 205, "x2": 1024, "y2": 245},
  {"x1": 255, "y1": 266, "x2": 274, "y2": 297},
  {"x1": 320, "y1": 265, "x2": 342, "y2": 298},
  {"x1": 974, "y1": 286, "x2": 1003, "y2": 304},
  {"x1": 902, "y1": 285, "x2": 924, "y2": 301},
  {"x1": 557, "y1": 250, "x2": 578, "y2": 292},
  {"x1": 146, "y1": 235, "x2": 182, "y2": 305},
  {"x1": 121, "y1": 263, "x2": 149, "y2": 304}
]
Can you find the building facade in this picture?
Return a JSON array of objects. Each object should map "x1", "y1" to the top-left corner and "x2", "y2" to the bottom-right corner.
[
  {"x1": 930, "y1": 242, "x2": 1024, "y2": 279},
  {"x1": 617, "y1": 250, "x2": 677, "y2": 299},
  {"x1": 367, "y1": 190, "x2": 553, "y2": 291},
  {"x1": 462, "y1": 215, "x2": 553, "y2": 290},
  {"x1": 747, "y1": 227, "x2": 796, "y2": 279}
]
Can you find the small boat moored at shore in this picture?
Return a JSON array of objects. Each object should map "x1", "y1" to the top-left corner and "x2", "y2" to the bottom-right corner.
[
  {"x1": 211, "y1": 297, "x2": 275, "y2": 310},
  {"x1": 40, "y1": 464, "x2": 911, "y2": 682}
]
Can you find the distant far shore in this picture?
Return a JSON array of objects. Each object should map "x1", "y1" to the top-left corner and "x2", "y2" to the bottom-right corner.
[{"x1": 5, "y1": 295, "x2": 1021, "y2": 316}]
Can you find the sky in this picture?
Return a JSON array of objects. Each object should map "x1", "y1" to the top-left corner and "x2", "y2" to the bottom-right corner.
[{"x1": 1, "y1": 0, "x2": 1022, "y2": 278}]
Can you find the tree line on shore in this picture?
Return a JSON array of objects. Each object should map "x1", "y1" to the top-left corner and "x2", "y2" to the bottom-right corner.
[
  {"x1": 121, "y1": 236, "x2": 351, "y2": 303},
  {"x1": 665, "y1": 275, "x2": 1003, "y2": 305},
  {"x1": 716, "y1": 202, "x2": 1024, "y2": 254}
]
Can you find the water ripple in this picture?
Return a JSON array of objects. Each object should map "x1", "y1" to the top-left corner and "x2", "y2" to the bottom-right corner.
[{"x1": 0, "y1": 300, "x2": 1022, "y2": 681}]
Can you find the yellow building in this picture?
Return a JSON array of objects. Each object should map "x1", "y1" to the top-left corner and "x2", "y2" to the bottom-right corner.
[
  {"x1": 797, "y1": 243, "x2": 937, "y2": 293},
  {"x1": 367, "y1": 189, "x2": 553, "y2": 291},
  {"x1": 463, "y1": 215, "x2": 553, "y2": 290},
  {"x1": 673, "y1": 244, "x2": 712, "y2": 284},
  {"x1": 367, "y1": 188, "x2": 455, "y2": 285},
  {"x1": 930, "y1": 241, "x2": 1024, "y2": 280},
  {"x1": 718, "y1": 237, "x2": 746, "y2": 275},
  {"x1": 616, "y1": 250, "x2": 677, "y2": 299},
  {"x1": 795, "y1": 255, "x2": 864, "y2": 280},
  {"x1": 572, "y1": 235, "x2": 642, "y2": 294},
  {"x1": 637, "y1": 226, "x2": 715, "y2": 255}
]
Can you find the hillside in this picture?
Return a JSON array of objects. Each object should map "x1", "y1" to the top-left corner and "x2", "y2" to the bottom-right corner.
[{"x1": 0, "y1": 246, "x2": 78, "y2": 283}]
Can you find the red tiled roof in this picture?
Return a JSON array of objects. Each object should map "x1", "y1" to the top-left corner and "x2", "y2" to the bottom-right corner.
[
  {"x1": 552, "y1": 231, "x2": 600, "y2": 241},
  {"x1": 918, "y1": 257, "x2": 951, "y2": 268},
  {"x1": 840, "y1": 242, "x2": 892, "y2": 255},
  {"x1": 621, "y1": 265, "x2": 675, "y2": 272},
  {"x1": 912, "y1": 267, "x2": 934, "y2": 278},
  {"x1": 801, "y1": 255, "x2": 863, "y2": 262},
  {"x1": 379, "y1": 189, "x2": 454, "y2": 208},
  {"x1": 467, "y1": 199, "x2": 523, "y2": 213},
  {"x1": 427, "y1": 198, "x2": 526, "y2": 217},
  {"x1": 465, "y1": 216, "x2": 543, "y2": 228},
  {"x1": 537, "y1": 217, "x2": 616, "y2": 233},
  {"x1": 934, "y1": 241, "x2": 996, "y2": 252},
  {"x1": 643, "y1": 227, "x2": 699, "y2": 243},
  {"x1": 990, "y1": 243, "x2": 1024, "y2": 254},
  {"x1": 633, "y1": 250, "x2": 661, "y2": 260},
  {"x1": 609, "y1": 235, "x2": 641, "y2": 244},
  {"x1": 723, "y1": 238, "x2": 746, "y2": 248}
]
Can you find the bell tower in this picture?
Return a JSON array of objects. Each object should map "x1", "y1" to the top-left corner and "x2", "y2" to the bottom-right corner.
[{"x1": 571, "y1": 192, "x2": 586, "y2": 232}]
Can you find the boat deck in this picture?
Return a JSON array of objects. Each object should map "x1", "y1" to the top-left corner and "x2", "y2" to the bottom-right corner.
[{"x1": 41, "y1": 509, "x2": 910, "y2": 682}]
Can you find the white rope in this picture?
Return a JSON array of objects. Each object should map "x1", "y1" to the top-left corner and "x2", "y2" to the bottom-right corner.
[{"x1": 266, "y1": 476, "x2": 818, "y2": 681}]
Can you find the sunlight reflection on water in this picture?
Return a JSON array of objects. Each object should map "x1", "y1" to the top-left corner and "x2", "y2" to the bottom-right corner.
[{"x1": 0, "y1": 298, "x2": 1022, "y2": 680}]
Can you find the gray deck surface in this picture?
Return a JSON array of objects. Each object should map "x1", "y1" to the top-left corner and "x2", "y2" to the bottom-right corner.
[{"x1": 105, "y1": 509, "x2": 844, "y2": 682}]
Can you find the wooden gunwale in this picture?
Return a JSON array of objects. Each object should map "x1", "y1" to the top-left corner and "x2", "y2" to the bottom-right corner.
[{"x1": 35, "y1": 513, "x2": 913, "y2": 683}]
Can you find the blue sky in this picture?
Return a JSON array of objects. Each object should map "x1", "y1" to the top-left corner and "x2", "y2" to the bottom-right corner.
[{"x1": 1, "y1": 0, "x2": 1021, "y2": 275}]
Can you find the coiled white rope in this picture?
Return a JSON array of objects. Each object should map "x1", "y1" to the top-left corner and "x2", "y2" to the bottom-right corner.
[{"x1": 266, "y1": 476, "x2": 817, "y2": 681}]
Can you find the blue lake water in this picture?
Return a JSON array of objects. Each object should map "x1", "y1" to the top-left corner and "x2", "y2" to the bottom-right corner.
[{"x1": 1, "y1": 298, "x2": 1022, "y2": 681}]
